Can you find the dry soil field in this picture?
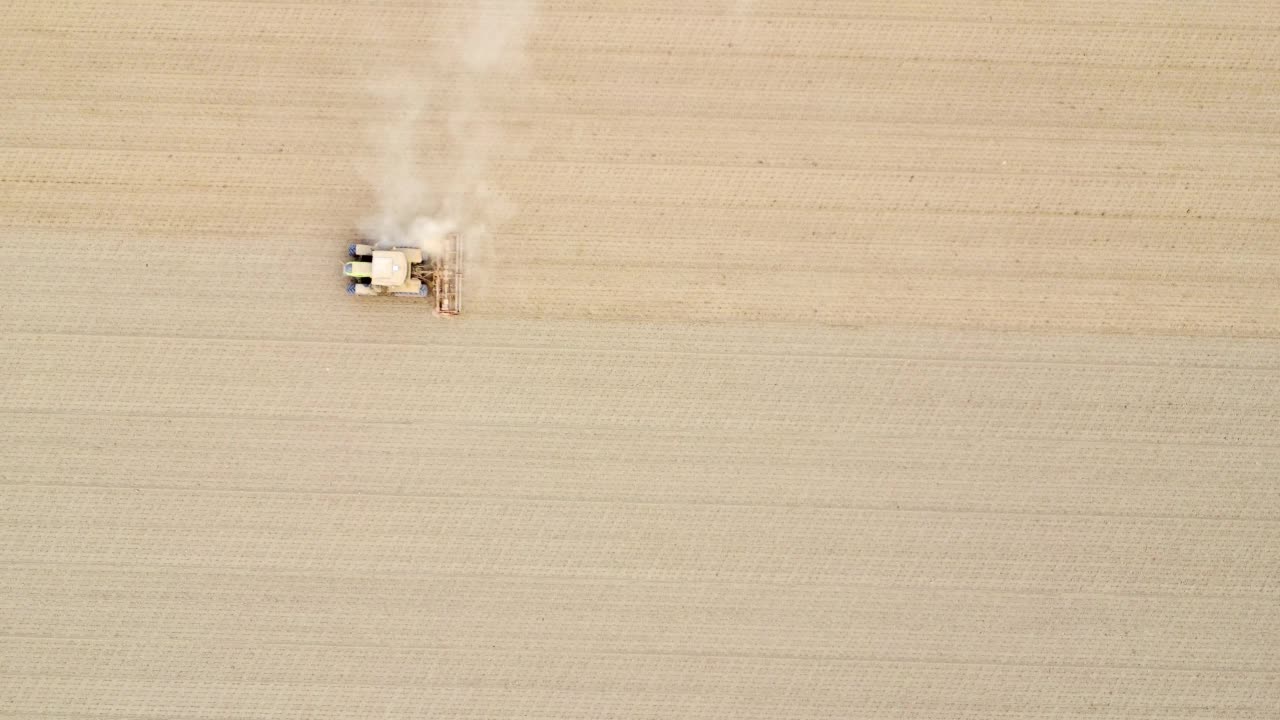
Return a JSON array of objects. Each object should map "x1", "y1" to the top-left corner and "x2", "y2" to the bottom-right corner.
[{"x1": 2, "y1": 1, "x2": 1279, "y2": 718}]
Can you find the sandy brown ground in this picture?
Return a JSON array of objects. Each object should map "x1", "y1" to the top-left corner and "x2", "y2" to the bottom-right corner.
[{"x1": 2, "y1": 1, "x2": 1279, "y2": 717}]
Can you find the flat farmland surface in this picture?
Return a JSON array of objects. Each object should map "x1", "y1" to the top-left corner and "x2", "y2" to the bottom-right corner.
[{"x1": 2, "y1": 1, "x2": 1279, "y2": 718}]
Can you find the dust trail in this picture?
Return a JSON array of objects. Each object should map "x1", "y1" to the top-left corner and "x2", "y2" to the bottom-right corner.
[
  {"x1": 359, "y1": 74, "x2": 439, "y2": 251},
  {"x1": 359, "y1": 1, "x2": 535, "y2": 301}
]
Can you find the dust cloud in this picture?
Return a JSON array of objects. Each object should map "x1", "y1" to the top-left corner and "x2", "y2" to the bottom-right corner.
[{"x1": 359, "y1": 1, "x2": 535, "y2": 298}]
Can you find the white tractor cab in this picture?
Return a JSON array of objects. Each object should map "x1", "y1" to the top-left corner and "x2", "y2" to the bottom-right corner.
[{"x1": 344, "y1": 245, "x2": 428, "y2": 298}]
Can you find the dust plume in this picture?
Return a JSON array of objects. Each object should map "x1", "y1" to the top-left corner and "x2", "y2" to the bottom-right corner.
[{"x1": 359, "y1": 1, "x2": 535, "y2": 300}]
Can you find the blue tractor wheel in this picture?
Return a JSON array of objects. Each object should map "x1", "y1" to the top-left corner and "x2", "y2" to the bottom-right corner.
[
  {"x1": 346, "y1": 284, "x2": 357, "y2": 295},
  {"x1": 348, "y1": 243, "x2": 359, "y2": 257}
]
